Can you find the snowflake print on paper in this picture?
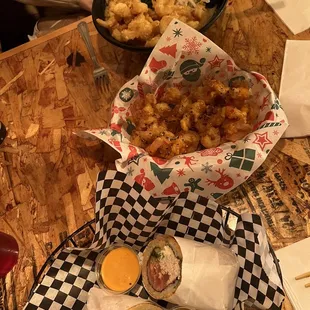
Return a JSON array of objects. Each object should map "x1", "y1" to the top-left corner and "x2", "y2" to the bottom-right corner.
[
  {"x1": 177, "y1": 168, "x2": 185, "y2": 177},
  {"x1": 121, "y1": 91, "x2": 131, "y2": 101},
  {"x1": 166, "y1": 36, "x2": 171, "y2": 41},
  {"x1": 206, "y1": 47, "x2": 211, "y2": 53},
  {"x1": 273, "y1": 130, "x2": 279, "y2": 136},
  {"x1": 127, "y1": 166, "x2": 134, "y2": 176},
  {"x1": 119, "y1": 88, "x2": 134, "y2": 102},
  {"x1": 173, "y1": 28, "x2": 183, "y2": 37},
  {"x1": 201, "y1": 162, "x2": 213, "y2": 174},
  {"x1": 183, "y1": 37, "x2": 202, "y2": 55}
]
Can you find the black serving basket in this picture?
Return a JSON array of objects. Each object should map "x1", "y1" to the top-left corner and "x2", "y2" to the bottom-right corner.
[
  {"x1": 92, "y1": 0, "x2": 228, "y2": 52},
  {"x1": 29, "y1": 205, "x2": 283, "y2": 302}
]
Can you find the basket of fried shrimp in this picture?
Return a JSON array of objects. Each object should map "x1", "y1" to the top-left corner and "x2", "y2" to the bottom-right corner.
[
  {"x1": 83, "y1": 20, "x2": 288, "y2": 198},
  {"x1": 129, "y1": 79, "x2": 259, "y2": 158}
]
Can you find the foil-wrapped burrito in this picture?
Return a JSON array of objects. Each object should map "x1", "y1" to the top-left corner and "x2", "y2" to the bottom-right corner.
[
  {"x1": 86, "y1": 287, "x2": 162, "y2": 310},
  {"x1": 142, "y1": 236, "x2": 239, "y2": 310}
]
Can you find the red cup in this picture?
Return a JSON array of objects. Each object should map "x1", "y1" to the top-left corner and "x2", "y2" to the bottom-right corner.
[{"x1": 0, "y1": 232, "x2": 19, "y2": 278}]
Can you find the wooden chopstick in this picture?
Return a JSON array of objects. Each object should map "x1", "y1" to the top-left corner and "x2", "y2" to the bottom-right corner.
[
  {"x1": 295, "y1": 272, "x2": 310, "y2": 287},
  {"x1": 295, "y1": 271, "x2": 310, "y2": 280}
]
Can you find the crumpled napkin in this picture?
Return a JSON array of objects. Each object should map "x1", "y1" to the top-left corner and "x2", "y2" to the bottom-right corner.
[{"x1": 86, "y1": 287, "x2": 147, "y2": 310}]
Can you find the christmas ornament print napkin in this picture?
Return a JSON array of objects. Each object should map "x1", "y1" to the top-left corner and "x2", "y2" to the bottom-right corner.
[
  {"x1": 80, "y1": 19, "x2": 288, "y2": 199},
  {"x1": 276, "y1": 237, "x2": 310, "y2": 310},
  {"x1": 265, "y1": 0, "x2": 310, "y2": 34},
  {"x1": 279, "y1": 40, "x2": 310, "y2": 138}
]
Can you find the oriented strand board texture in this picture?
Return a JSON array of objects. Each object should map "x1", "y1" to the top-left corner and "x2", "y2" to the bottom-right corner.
[{"x1": 0, "y1": 0, "x2": 309, "y2": 309}]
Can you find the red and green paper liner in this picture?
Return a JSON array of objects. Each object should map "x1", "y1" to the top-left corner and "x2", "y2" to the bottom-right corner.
[{"x1": 83, "y1": 19, "x2": 288, "y2": 199}]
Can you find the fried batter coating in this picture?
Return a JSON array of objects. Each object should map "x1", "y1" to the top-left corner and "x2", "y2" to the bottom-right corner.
[
  {"x1": 225, "y1": 106, "x2": 247, "y2": 122},
  {"x1": 100, "y1": 0, "x2": 212, "y2": 47},
  {"x1": 180, "y1": 100, "x2": 206, "y2": 131},
  {"x1": 129, "y1": 79, "x2": 257, "y2": 159},
  {"x1": 161, "y1": 87, "x2": 181, "y2": 104},
  {"x1": 171, "y1": 131, "x2": 200, "y2": 155},
  {"x1": 180, "y1": 113, "x2": 192, "y2": 132},
  {"x1": 121, "y1": 14, "x2": 155, "y2": 41},
  {"x1": 155, "y1": 103, "x2": 172, "y2": 117},
  {"x1": 145, "y1": 93, "x2": 157, "y2": 106},
  {"x1": 146, "y1": 131, "x2": 175, "y2": 158},
  {"x1": 174, "y1": 97, "x2": 192, "y2": 117},
  {"x1": 190, "y1": 100, "x2": 206, "y2": 122},
  {"x1": 145, "y1": 35, "x2": 161, "y2": 47},
  {"x1": 208, "y1": 106, "x2": 226, "y2": 127},
  {"x1": 222, "y1": 120, "x2": 252, "y2": 142},
  {"x1": 111, "y1": 3, "x2": 132, "y2": 18},
  {"x1": 201, "y1": 127, "x2": 221, "y2": 149},
  {"x1": 131, "y1": 0, "x2": 148, "y2": 14},
  {"x1": 229, "y1": 87, "x2": 251, "y2": 100}
]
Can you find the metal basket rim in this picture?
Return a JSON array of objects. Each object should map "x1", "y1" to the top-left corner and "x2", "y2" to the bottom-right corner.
[{"x1": 29, "y1": 205, "x2": 283, "y2": 304}]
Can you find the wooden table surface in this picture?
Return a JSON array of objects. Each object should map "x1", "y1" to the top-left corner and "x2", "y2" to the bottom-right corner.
[{"x1": 0, "y1": 0, "x2": 310, "y2": 309}]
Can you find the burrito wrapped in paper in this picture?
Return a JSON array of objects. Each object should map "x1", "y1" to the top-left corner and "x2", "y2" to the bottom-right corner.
[
  {"x1": 86, "y1": 287, "x2": 162, "y2": 310},
  {"x1": 142, "y1": 236, "x2": 239, "y2": 310}
]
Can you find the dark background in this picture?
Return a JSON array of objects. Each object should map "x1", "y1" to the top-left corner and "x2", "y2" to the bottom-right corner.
[{"x1": 0, "y1": 0, "x2": 38, "y2": 52}]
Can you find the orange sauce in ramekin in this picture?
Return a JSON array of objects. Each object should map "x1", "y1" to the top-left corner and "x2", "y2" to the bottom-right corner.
[{"x1": 101, "y1": 247, "x2": 140, "y2": 292}]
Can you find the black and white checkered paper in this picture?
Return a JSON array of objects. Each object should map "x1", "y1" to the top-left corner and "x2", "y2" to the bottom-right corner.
[{"x1": 25, "y1": 170, "x2": 285, "y2": 310}]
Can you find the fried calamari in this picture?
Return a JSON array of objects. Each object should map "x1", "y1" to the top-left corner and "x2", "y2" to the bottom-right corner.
[{"x1": 129, "y1": 79, "x2": 259, "y2": 159}]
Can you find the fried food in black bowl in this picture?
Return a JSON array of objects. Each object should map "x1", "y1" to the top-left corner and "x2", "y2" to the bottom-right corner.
[{"x1": 92, "y1": 0, "x2": 228, "y2": 52}]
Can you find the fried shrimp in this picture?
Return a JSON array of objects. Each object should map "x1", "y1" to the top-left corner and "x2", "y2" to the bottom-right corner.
[
  {"x1": 129, "y1": 79, "x2": 257, "y2": 159},
  {"x1": 171, "y1": 131, "x2": 200, "y2": 155},
  {"x1": 99, "y1": 0, "x2": 212, "y2": 47},
  {"x1": 200, "y1": 127, "x2": 221, "y2": 149}
]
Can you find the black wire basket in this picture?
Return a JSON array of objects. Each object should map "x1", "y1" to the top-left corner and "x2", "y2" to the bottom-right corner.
[{"x1": 29, "y1": 204, "x2": 283, "y2": 307}]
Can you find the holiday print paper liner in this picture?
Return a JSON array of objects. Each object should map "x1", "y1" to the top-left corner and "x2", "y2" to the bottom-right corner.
[
  {"x1": 83, "y1": 20, "x2": 288, "y2": 199},
  {"x1": 25, "y1": 171, "x2": 285, "y2": 310}
]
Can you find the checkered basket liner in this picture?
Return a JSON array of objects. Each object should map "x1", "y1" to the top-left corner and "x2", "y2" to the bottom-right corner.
[{"x1": 25, "y1": 170, "x2": 285, "y2": 310}]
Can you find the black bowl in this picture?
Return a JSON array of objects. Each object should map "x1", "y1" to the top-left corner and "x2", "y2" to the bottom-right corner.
[{"x1": 92, "y1": 0, "x2": 228, "y2": 52}]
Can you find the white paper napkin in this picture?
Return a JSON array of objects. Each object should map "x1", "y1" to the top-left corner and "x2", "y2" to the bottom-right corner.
[
  {"x1": 86, "y1": 287, "x2": 146, "y2": 310},
  {"x1": 265, "y1": 0, "x2": 310, "y2": 34},
  {"x1": 279, "y1": 40, "x2": 310, "y2": 138},
  {"x1": 276, "y1": 237, "x2": 310, "y2": 310}
]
